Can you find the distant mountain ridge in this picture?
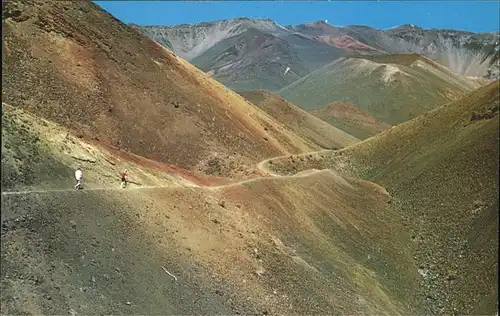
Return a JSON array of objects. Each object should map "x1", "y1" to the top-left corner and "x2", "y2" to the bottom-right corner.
[{"x1": 132, "y1": 18, "x2": 499, "y2": 91}]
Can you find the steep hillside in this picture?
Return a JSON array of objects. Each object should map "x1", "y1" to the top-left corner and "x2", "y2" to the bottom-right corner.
[
  {"x1": 2, "y1": 88, "x2": 426, "y2": 315},
  {"x1": 265, "y1": 81, "x2": 500, "y2": 315},
  {"x1": 309, "y1": 101, "x2": 391, "y2": 140},
  {"x1": 279, "y1": 54, "x2": 485, "y2": 125},
  {"x1": 238, "y1": 91, "x2": 359, "y2": 149},
  {"x1": 2, "y1": 2, "x2": 496, "y2": 315},
  {"x1": 384, "y1": 24, "x2": 500, "y2": 79},
  {"x1": 313, "y1": 23, "x2": 500, "y2": 79},
  {"x1": 191, "y1": 28, "x2": 309, "y2": 91},
  {"x1": 1, "y1": 103, "x2": 218, "y2": 192},
  {"x1": 188, "y1": 26, "x2": 348, "y2": 91},
  {"x1": 2, "y1": 0, "x2": 319, "y2": 179},
  {"x1": 134, "y1": 18, "x2": 289, "y2": 61}
]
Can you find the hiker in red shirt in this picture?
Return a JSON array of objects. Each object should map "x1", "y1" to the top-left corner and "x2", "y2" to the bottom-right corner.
[{"x1": 120, "y1": 170, "x2": 128, "y2": 188}]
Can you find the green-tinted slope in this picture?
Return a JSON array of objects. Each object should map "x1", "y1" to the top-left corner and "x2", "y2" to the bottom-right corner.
[
  {"x1": 279, "y1": 54, "x2": 486, "y2": 125},
  {"x1": 267, "y1": 81, "x2": 500, "y2": 314},
  {"x1": 1, "y1": 106, "x2": 73, "y2": 190},
  {"x1": 192, "y1": 29, "x2": 347, "y2": 92},
  {"x1": 192, "y1": 28, "x2": 308, "y2": 91},
  {"x1": 344, "y1": 80, "x2": 499, "y2": 315}
]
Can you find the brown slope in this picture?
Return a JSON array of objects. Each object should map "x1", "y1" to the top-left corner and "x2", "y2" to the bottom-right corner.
[
  {"x1": 2, "y1": 91, "x2": 423, "y2": 314},
  {"x1": 342, "y1": 80, "x2": 500, "y2": 315},
  {"x1": 265, "y1": 80, "x2": 500, "y2": 314},
  {"x1": 239, "y1": 90, "x2": 360, "y2": 149},
  {"x1": 310, "y1": 101, "x2": 391, "y2": 140},
  {"x1": 2, "y1": 0, "x2": 314, "y2": 179},
  {"x1": 0, "y1": 103, "x2": 233, "y2": 192},
  {"x1": 1, "y1": 172, "x2": 423, "y2": 315}
]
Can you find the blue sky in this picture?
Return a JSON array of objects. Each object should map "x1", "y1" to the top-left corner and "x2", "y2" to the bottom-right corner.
[{"x1": 94, "y1": 1, "x2": 500, "y2": 33}]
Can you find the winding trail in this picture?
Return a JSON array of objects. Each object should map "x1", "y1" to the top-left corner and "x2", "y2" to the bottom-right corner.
[{"x1": 1, "y1": 149, "x2": 335, "y2": 196}]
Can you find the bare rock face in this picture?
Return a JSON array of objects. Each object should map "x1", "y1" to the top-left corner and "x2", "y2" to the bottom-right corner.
[
  {"x1": 385, "y1": 24, "x2": 500, "y2": 79},
  {"x1": 134, "y1": 19, "x2": 264, "y2": 61}
]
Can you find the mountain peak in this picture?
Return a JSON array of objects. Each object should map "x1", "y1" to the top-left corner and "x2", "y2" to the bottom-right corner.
[
  {"x1": 303, "y1": 20, "x2": 330, "y2": 27},
  {"x1": 398, "y1": 24, "x2": 423, "y2": 30},
  {"x1": 136, "y1": 17, "x2": 277, "y2": 29},
  {"x1": 312, "y1": 20, "x2": 329, "y2": 25},
  {"x1": 234, "y1": 17, "x2": 274, "y2": 23}
]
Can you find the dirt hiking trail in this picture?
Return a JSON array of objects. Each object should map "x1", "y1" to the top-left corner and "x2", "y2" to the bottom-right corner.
[{"x1": 1, "y1": 149, "x2": 335, "y2": 196}]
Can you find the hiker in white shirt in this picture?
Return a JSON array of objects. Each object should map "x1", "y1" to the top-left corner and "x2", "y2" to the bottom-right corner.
[{"x1": 75, "y1": 167, "x2": 83, "y2": 190}]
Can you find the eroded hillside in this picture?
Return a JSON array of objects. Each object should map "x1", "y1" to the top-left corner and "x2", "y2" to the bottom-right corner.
[
  {"x1": 2, "y1": 1, "x2": 497, "y2": 315},
  {"x1": 2, "y1": 0, "x2": 319, "y2": 179},
  {"x1": 137, "y1": 18, "x2": 500, "y2": 93},
  {"x1": 1, "y1": 103, "x2": 216, "y2": 192},
  {"x1": 190, "y1": 28, "x2": 347, "y2": 92},
  {"x1": 265, "y1": 81, "x2": 500, "y2": 315}
]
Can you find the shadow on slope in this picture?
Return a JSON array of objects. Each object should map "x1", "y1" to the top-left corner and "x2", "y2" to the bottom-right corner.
[
  {"x1": 238, "y1": 90, "x2": 360, "y2": 149},
  {"x1": 1, "y1": 104, "x2": 190, "y2": 192},
  {"x1": 266, "y1": 80, "x2": 500, "y2": 314}
]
